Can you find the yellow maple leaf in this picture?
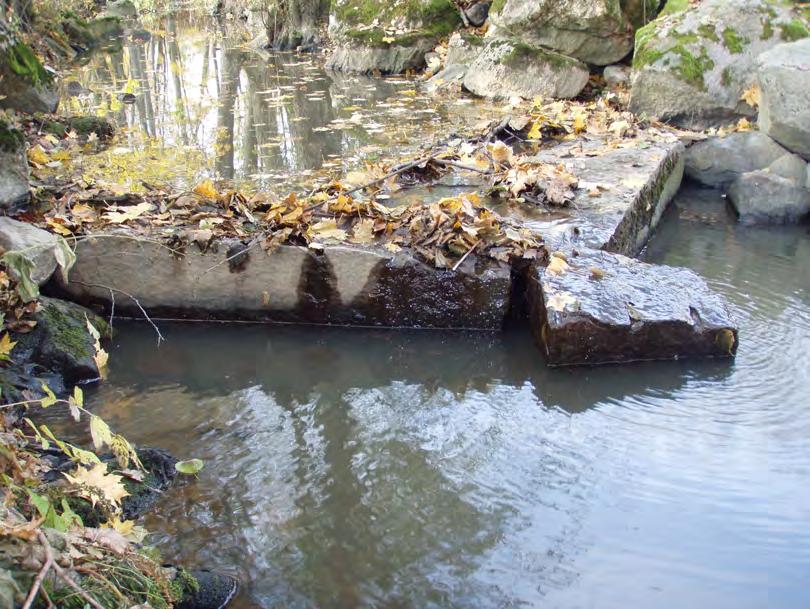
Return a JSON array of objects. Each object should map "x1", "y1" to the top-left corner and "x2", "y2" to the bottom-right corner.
[
  {"x1": 193, "y1": 179, "x2": 219, "y2": 200},
  {"x1": 527, "y1": 119, "x2": 543, "y2": 140},
  {"x1": 64, "y1": 463, "x2": 130, "y2": 507},
  {"x1": 27, "y1": 145, "x2": 50, "y2": 166},
  {"x1": 350, "y1": 218, "x2": 376, "y2": 245},
  {"x1": 0, "y1": 333, "x2": 17, "y2": 361},
  {"x1": 572, "y1": 112, "x2": 587, "y2": 134}
]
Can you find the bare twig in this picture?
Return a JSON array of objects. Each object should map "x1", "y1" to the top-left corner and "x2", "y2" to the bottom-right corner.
[
  {"x1": 21, "y1": 554, "x2": 53, "y2": 609},
  {"x1": 452, "y1": 240, "x2": 479, "y2": 271},
  {"x1": 432, "y1": 159, "x2": 493, "y2": 174},
  {"x1": 70, "y1": 281, "x2": 165, "y2": 345}
]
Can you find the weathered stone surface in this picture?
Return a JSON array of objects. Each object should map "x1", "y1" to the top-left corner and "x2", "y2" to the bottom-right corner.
[
  {"x1": 0, "y1": 123, "x2": 29, "y2": 210},
  {"x1": 59, "y1": 237, "x2": 512, "y2": 329},
  {"x1": 326, "y1": 0, "x2": 461, "y2": 74},
  {"x1": 463, "y1": 39, "x2": 589, "y2": 100},
  {"x1": 527, "y1": 248, "x2": 738, "y2": 366},
  {"x1": 757, "y1": 38, "x2": 810, "y2": 159},
  {"x1": 505, "y1": 136, "x2": 684, "y2": 256},
  {"x1": 630, "y1": 0, "x2": 807, "y2": 129},
  {"x1": 684, "y1": 131, "x2": 789, "y2": 188},
  {"x1": 487, "y1": 0, "x2": 634, "y2": 65},
  {"x1": 728, "y1": 170, "x2": 810, "y2": 224},
  {"x1": 603, "y1": 64, "x2": 631, "y2": 87},
  {"x1": 0, "y1": 217, "x2": 58, "y2": 286}
]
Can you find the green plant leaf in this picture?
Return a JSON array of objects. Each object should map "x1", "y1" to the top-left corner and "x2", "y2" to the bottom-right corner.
[
  {"x1": 40, "y1": 382, "x2": 58, "y2": 408},
  {"x1": 53, "y1": 236, "x2": 77, "y2": 283},
  {"x1": 174, "y1": 459, "x2": 204, "y2": 475},
  {"x1": 2, "y1": 251, "x2": 39, "y2": 303}
]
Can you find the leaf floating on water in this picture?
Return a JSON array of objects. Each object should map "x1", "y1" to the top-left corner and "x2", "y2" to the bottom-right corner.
[
  {"x1": 546, "y1": 255, "x2": 569, "y2": 276},
  {"x1": 175, "y1": 459, "x2": 204, "y2": 475}
]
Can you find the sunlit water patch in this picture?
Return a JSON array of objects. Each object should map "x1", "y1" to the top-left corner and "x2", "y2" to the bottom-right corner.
[
  {"x1": 57, "y1": 14, "x2": 499, "y2": 197},
  {"x1": 41, "y1": 184, "x2": 810, "y2": 609}
]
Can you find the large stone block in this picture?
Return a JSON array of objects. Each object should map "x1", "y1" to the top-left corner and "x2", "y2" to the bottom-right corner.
[
  {"x1": 59, "y1": 236, "x2": 512, "y2": 329},
  {"x1": 527, "y1": 248, "x2": 738, "y2": 366}
]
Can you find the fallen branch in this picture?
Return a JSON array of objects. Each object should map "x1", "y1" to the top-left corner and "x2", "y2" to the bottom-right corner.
[
  {"x1": 21, "y1": 553, "x2": 53, "y2": 609},
  {"x1": 70, "y1": 281, "x2": 165, "y2": 345},
  {"x1": 432, "y1": 159, "x2": 493, "y2": 175}
]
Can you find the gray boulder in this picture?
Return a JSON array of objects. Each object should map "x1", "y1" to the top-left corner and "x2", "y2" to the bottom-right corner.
[
  {"x1": 464, "y1": 1, "x2": 491, "y2": 27},
  {"x1": 326, "y1": 0, "x2": 461, "y2": 74},
  {"x1": 685, "y1": 131, "x2": 789, "y2": 187},
  {"x1": 0, "y1": 31, "x2": 59, "y2": 114},
  {"x1": 0, "y1": 218, "x2": 59, "y2": 286},
  {"x1": 463, "y1": 39, "x2": 589, "y2": 100},
  {"x1": 487, "y1": 0, "x2": 634, "y2": 65},
  {"x1": 728, "y1": 170, "x2": 810, "y2": 224},
  {"x1": 630, "y1": 0, "x2": 808, "y2": 129},
  {"x1": 757, "y1": 38, "x2": 810, "y2": 159},
  {"x1": 0, "y1": 122, "x2": 29, "y2": 210},
  {"x1": 604, "y1": 64, "x2": 631, "y2": 87},
  {"x1": 767, "y1": 152, "x2": 808, "y2": 184}
]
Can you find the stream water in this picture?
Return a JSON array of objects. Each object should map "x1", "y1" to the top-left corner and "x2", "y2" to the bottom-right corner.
[{"x1": 49, "y1": 14, "x2": 810, "y2": 609}]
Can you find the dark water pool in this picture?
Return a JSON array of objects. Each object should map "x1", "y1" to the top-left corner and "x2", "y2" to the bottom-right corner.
[{"x1": 54, "y1": 184, "x2": 810, "y2": 609}]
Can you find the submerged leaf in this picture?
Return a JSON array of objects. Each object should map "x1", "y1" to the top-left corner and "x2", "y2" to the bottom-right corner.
[{"x1": 175, "y1": 458, "x2": 204, "y2": 475}]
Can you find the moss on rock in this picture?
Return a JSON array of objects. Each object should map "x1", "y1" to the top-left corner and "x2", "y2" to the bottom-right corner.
[
  {"x1": 0, "y1": 120, "x2": 25, "y2": 153},
  {"x1": 4, "y1": 42, "x2": 52, "y2": 87}
]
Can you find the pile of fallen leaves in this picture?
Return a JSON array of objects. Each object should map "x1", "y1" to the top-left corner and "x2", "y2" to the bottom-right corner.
[{"x1": 34, "y1": 151, "x2": 547, "y2": 269}]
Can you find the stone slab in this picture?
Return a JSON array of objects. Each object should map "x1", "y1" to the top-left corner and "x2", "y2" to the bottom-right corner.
[
  {"x1": 59, "y1": 235, "x2": 512, "y2": 329},
  {"x1": 526, "y1": 248, "x2": 738, "y2": 366},
  {"x1": 504, "y1": 136, "x2": 684, "y2": 256}
]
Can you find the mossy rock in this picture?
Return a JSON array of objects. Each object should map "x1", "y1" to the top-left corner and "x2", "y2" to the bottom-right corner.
[
  {"x1": 23, "y1": 297, "x2": 110, "y2": 383},
  {"x1": 629, "y1": 0, "x2": 809, "y2": 128},
  {"x1": 327, "y1": 0, "x2": 461, "y2": 73},
  {"x1": 0, "y1": 120, "x2": 24, "y2": 154},
  {"x1": 62, "y1": 14, "x2": 124, "y2": 51},
  {"x1": 0, "y1": 36, "x2": 59, "y2": 113}
]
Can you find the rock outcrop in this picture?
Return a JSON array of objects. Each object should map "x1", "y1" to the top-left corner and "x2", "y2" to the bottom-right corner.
[
  {"x1": 463, "y1": 39, "x2": 590, "y2": 99},
  {"x1": 757, "y1": 38, "x2": 810, "y2": 159},
  {"x1": 326, "y1": 0, "x2": 461, "y2": 74},
  {"x1": 629, "y1": 0, "x2": 808, "y2": 128},
  {"x1": 487, "y1": 0, "x2": 636, "y2": 65},
  {"x1": 0, "y1": 122, "x2": 30, "y2": 210}
]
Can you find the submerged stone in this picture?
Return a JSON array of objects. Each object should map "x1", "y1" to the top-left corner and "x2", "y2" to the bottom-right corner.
[
  {"x1": 527, "y1": 248, "x2": 738, "y2": 366},
  {"x1": 728, "y1": 170, "x2": 810, "y2": 224},
  {"x1": 59, "y1": 239, "x2": 512, "y2": 329}
]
